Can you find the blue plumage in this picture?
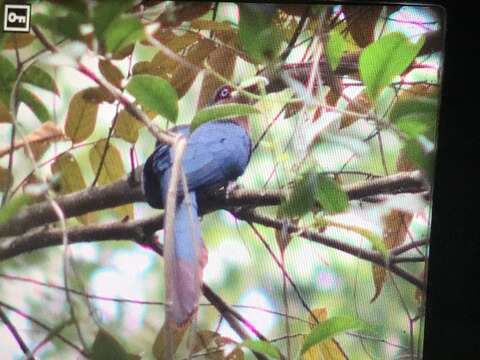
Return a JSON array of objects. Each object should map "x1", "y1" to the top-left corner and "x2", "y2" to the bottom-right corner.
[{"x1": 142, "y1": 91, "x2": 252, "y2": 326}]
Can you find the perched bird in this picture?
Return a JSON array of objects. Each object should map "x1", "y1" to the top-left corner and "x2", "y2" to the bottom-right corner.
[{"x1": 142, "y1": 84, "x2": 252, "y2": 327}]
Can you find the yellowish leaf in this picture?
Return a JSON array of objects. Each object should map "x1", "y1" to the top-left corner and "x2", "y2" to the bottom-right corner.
[
  {"x1": 3, "y1": 33, "x2": 36, "y2": 49},
  {"x1": 64, "y1": 90, "x2": 99, "y2": 143},
  {"x1": 152, "y1": 323, "x2": 187, "y2": 360},
  {"x1": 51, "y1": 153, "x2": 94, "y2": 224},
  {"x1": 114, "y1": 109, "x2": 144, "y2": 144},
  {"x1": 303, "y1": 308, "x2": 349, "y2": 360},
  {"x1": 89, "y1": 139, "x2": 133, "y2": 219}
]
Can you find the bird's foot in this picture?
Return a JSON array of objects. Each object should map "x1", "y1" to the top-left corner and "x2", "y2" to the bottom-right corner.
[{"x1": 225, "y1": 181, "x2": 241, "y2": 199}]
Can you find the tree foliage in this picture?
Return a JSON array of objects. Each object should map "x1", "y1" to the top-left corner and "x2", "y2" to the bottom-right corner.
[{"x1": 0, "y1": 2, "x2": 443, "y2": 359}]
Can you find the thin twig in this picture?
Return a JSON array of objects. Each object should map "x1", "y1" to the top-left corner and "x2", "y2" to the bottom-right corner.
[
  {"x1": 0, "y1": 306, "x2": 33, "y2": 358},
  {"x1": 0, "y1": 301, "x2": 88, "y2": 357}
]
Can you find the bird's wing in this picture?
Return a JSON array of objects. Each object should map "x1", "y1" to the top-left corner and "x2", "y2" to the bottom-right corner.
[{"x1": 180, "y1": 122, "x2": 251, "y2": 191}]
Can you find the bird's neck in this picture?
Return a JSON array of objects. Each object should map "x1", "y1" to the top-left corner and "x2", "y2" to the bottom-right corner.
[{"x1": 228, "y1": 115, "x2": 250, "y2": 134}]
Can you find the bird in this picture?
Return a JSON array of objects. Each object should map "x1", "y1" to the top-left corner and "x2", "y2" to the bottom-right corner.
[{"x1": 142, "y1": 84, "x2": 252, "y2": 328}]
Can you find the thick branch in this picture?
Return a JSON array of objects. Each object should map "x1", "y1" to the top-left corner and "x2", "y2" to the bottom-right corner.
[
  {"x1": 234, "y1": 209, "x2": 426, "y2": 290},
  {"x1": 0, "y1": 171, "x2": 426, "y2": 238},
  {"x1": 0, "y1": 207, "x2": 426, "y2": 290}
]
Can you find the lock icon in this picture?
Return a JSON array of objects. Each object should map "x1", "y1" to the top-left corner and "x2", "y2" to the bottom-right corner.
[{"x1": 3, "y1": 4, "x2": 31, "y2": 33}]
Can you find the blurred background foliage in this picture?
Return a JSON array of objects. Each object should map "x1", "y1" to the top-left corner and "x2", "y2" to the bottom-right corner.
[{"x1": 0, "y1": 1, "x2": 443, "y2": 359}]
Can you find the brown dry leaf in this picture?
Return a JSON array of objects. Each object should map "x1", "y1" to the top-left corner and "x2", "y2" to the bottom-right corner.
[
  {"x1": 396, "y1": 147, "x2": 416, "y2": 171},
  {"x1": 279, "y1": 5, "x2": 310, "y2": 17},
  {"x1": 114, "y1": 109, "x2": 145, "y2": 144},
  {"x1": 371, "y1": 209, "x2": 414, "y2": 302},
  {"x1": 0, "y1": 167, "x2": 13, "y2": 193},
  {"x1": 3, "y1": 33, "x2": 36, "y2": 49},
  {"x1": 225, "y1": 347, "x2": 244, "y2": 360},
  {"x1": 284, "y1": 101, "x2": 303, "y2": 119},
  {"x1": 197, "y1": 45, "x2": 237, "y2": 110},
  {"x1": 342, "y1": 6, "x2": 382, "y2": 48},
  {"x1": 152, "y1": 323, "x2": 188, "y2": 360},
  {"x1": 191, "y1": 19, "x2": 235, "y2": 32},
  {"x1": 64, "y1": 90, "x2": 99, "y2": 144},
  {"x1": 82, "y1": 86, "x2": 115, "y2": 103},
  {"x1": 132, "y1": 61, "x2": 168, "y2": 78},
  {"x1": 99, "y1": 59, "x2": 124, "y2": 88},
  {"x1": 303, "y1": 308, "x2": 349, "y2": 360},
  {"x1": 192, "y1": 330, "x2": 221, "y2": 353},
  {"x1": 89, "y1": 139, "x2": 133, "y2": 219},
  {"x1": 111, "y1": 43, "x2": 134, "y2": 60},
  {"x1": 0, "y1": 100, "x2": 13, "y2": 123},
  {"x1": 370, "y1": 265, "x2": 387, "y2": 303},
  {"x1": 416, "y1": 266, "x2": 427, "y2": 304},
  {"x1": 339, "y1": 90, "x2": 372, "y2": 129},
  {"x1": 383, "y1": 209, "x2": 413, "y2": 249},
  {"x1": 171, "y1": 39, "x2": 217, "y2": 98},
  {"x1": 0, "y1": 121, "x2": 65, "y2": 158},
  {"x1": 158, "y1": 2, "x2": 213, "y2": 27},
  {"x1": 51, "y1": 153, "x2": 95, "y2": 224}
]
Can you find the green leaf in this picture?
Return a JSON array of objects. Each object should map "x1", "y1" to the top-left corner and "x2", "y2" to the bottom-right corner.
[
  {"x1": 359, "y1": 32, "x2": 425, "y2": 100},
  {"x1": 91, "y1": 329, "x2": 129, "y2": 360},
  {"x1": 32, "y1": 13, "x2": 84, "y2": 40},
  {"x1": 279, "y1": 172, "x2": 349, "y2": 217},
  {"x1": 18, "y1": 87, "x2": 50, "y2": 122},
  {"x1": 301, "y1": 316, "x2": 366, "y2": 354},
  {"x1": 105, "y1": 16, "x2": 144, "y2": 54},
  {"x1": 242, "y1": 340, "x2": 281, "y2": 359},
  {"x1": 315, "y1": 175, "x2": 349, "y2": 213},
  {"x1": 0, "y1": 56, "x2": 16, "y2": 107},
  {"x1": 326, "y1": 31, "x2": 347, "y2": 71},
  {"x1": 239, "y1": 4, "x2": 282, "y2": 63},
  {"x1": 21, "y1": 66, "x2": 59, "y2": 95},
  {"x1": 403, "y1": 138, "x2": 434, "y2": 181},
  {"x1": 93, "y1": 0, "x2": 135, "y2": 39},
  {"x1": 126, "y1": 75, "x2": 178, "y2": 122},
  {"x1": 64, "y1": 90, "x2": 99, "y2": 143},
  {"x1": 395, "y1": 113, "x2": 434, "y2": 139},
  {"x1": 191, "y1": 103, "x2": 260, "y2": 131},
  {"x1": 0, "y1": 194, "x2": 32, "y2": 226},
  {"x1": 390, "y1": 96, "x2": 438, "y2": 122},
  {"x1": 279, "y1": 172, "x2": 317, "y2": 217}
]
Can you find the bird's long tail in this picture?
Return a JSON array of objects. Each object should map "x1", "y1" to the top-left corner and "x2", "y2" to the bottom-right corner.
[{"x1": 165, "y1": 191, "x2": 208, "y2": 327}]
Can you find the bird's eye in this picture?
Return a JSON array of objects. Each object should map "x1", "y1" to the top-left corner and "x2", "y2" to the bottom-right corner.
[
  {"x1": 221, "y1": 88, "x2": 230, "y2": 97},
  {"x1": 214, "y1": 86, "x2": 232, "y2": 102}
]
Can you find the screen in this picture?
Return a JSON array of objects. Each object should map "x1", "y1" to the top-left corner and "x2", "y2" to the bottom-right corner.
[{"x1": 0, "y1": 2, "x2": 445, "y2": 359}]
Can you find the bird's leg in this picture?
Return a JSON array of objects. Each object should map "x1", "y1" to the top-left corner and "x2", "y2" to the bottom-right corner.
[{"x1": 225, "y1": 180, "x2": 241, "y2": 199}]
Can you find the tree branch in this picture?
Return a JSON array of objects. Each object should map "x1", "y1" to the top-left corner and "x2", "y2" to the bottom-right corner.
[
  {"x1": 0, "y1": 170, "x2": 426, "y2": 238},
  {"x1": 233, "y1": 208, "x2": 426, "y2": 290}
]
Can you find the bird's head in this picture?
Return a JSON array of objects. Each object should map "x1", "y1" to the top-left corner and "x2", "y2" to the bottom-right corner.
[{"x1": 209, "y1": 84, "x2": 251, "y2": 132}]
